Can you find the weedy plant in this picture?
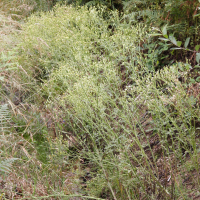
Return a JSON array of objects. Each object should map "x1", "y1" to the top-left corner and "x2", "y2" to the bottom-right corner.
[
  {"x1": 0, "y1": 14, "x2": 20, "y2": 175},
  {"x1": 0, "y1": 104, "x2": 17, "y2": 174},
  {"x1": 0, "y1": 0, "x2": 200, "y2": 198},
  {"x1": 8, "y1": 4, "x2": 199, "y2": 199},
  {"x1": 122, "y1": 0, "x2": 200, "y2": 69},
  {"x1": 0, "y1": 0, "x2": 55, "y2": 19}
]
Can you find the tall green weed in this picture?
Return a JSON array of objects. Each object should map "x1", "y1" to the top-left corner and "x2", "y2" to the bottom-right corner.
[{"x1": 12, "y1": 5, "x2": 200, "y2": 199}]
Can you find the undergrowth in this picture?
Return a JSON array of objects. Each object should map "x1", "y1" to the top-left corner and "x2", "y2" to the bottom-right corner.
[{"x1": 0, "y1": 2, "x2": 200, "y2": 200}]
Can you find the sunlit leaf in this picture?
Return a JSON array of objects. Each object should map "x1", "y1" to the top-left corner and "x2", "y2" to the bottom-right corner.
[
  {"x1": 196, "y1": 53, "x2": 200, "y2": 64},
  {"x1": 162, "y1": 24, "x2": 167, "y2": 36},
  {"x1": 194, "y1": 13, "x2": 200, "y2": 17},
  {"x1": 177, "y1": 41, "x2": 182, "y2": 47},
  {"x1": 158, "y1": 37, "x2": 169, "y2": 41},
  {"x1": 169, "y1": 34, "x2": 177, "y2": 45},
  {"x1": 195, "y1": 45, "x2": 200, "y2": 51},
  {"x1": 170, "y1": 47, "x2": 181, "y2": 50},
  {"x1": 163, "y1": 34, "x2": 168, "y2": 39},
  {"x1": 184, "y1": 37, "x2": 190, "y2": 48},
  {"x1": 149, "y1": 33, "x2": 162, "y2": 37}
]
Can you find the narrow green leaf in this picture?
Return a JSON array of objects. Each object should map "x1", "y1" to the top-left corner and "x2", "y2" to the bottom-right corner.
[
  {"x1": 149, "y1": 33, "x2": 162, "y2": 37},
  {"x1": 196, "y1": 53, "x2": 200, "y2": 64},
  {"x1": 169, "y1": 34, "x2": 177, "y2": 45},
  {"x1": 178, "y1": 62, "x2": 183, "y2": 71},
  {"x1": 162, "y1": 24, "x2": 167, "y2": 35},
  {"x1": 194, "y1": 13, "x2": 200, "y2": 17},
  {"x1": 170, "y1": 48, "x2": 181, "y2": 50},
  {"x1": 158, "y1": 38, "x2": 169, "y2": 41},
  {"x1": 195, "y1": 45, "x2": 200, "y2": 51},
  {"x1": 184, "y1": 37, "x2": 190, "y2": 48}
]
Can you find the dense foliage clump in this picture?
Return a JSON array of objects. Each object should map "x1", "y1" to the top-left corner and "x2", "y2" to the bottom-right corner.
[{"x1": 0, "y1": 1, "x2": 200, "y2": 199}]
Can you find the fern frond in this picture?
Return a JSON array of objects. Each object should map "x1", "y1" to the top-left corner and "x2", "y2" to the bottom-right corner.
[
  {"x1": 0, "y1": 104, "x2": 17, "y2": 173},
  {"x1": 0, "y1": 104, "x2": 9, "y2": 125},
  {"x1": 0, "y1": 158, "x2": 18, "y2": 173}
]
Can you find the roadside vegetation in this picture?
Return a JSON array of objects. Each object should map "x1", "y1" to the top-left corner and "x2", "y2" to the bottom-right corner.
[{"x1": 0, "y1": 0, "x2": 200, "y2": 199}]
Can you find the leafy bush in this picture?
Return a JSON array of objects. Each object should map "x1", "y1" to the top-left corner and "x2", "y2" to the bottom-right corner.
[{"x1": 123, "y1": 0, "x2": 200, "y2": 67}]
